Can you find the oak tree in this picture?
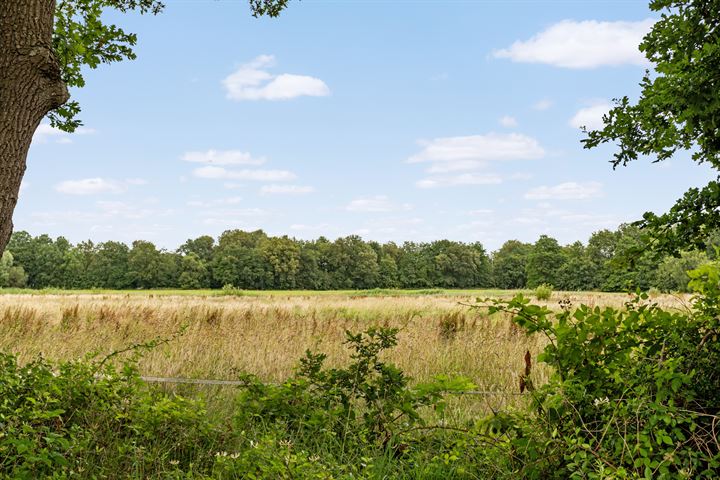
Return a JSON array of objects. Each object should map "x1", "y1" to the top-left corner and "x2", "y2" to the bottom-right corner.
[
  {"x1": 0, "y1": 0, "x2": 290, "y2": 254},
  {"x1": 583, "y1": 0, "x2": 720, "y2": 255}
]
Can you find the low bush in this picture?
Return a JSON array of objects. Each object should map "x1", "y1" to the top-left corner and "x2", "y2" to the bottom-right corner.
[
  {"x1": 534, "y1": 283, "x2": 553, "y2": 300},
  {"x1": 476, "y1": 262, "x2": 720, "y2": 478}
]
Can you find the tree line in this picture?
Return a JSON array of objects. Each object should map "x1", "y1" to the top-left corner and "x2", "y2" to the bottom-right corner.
[{"x1": 0, "y1": 225, "x2": 713, "y2": 292}]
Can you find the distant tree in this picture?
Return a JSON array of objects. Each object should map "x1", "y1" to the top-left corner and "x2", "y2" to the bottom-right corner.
[
  {"x1": 127, "y1": 240, "x2": 177, "y2": 289},
  {"x1": 526, "y1": 235, "x2": 564, "y2": 288},
  {"x1": 427, "y1": 240, "x2": 491, "y2": 288},
  {"x1": 655, "y1": 250, "x2": 709, "y2": 292},
  {"x1": 586, "y1": 229, "x2": 620, "y2": 288},
  {"x1": 7, "y1": 233, "x2": 66, "y2": 288},
  {"x1": 178, "y1": 253, "x2": 210, "y2": 289},
  {"x1": 397, "y1": 242, "x2": 432, "y2": 288},
  {"x1": 86, "y1": 241, "x2": 131, "y2": 289},
  {"x1": 556, "y1": 241, "x2": 598, "y2": 291},
  {"x1": 178, "y1": 236, "x2": 215, "y2": 263},
  {"x1": 492, "y1": 240, "x2": 532, "y2": 289},
  {"x1": 211, "y1": 230, "x2": 270, "y2": 289},
  {"x1": 295, "y1": 241, "x2": 327, "y2": 290},
  {"x1": 260, "y1": 236, "x2": 301, "y2": 289},
  {"x1": 0, "y1": 251, "x2": 27, "y2": 288},
  {"x1": 329, "y1": 236, "x2": 380, "y2": 289},
  {"x1": 602, "y1": 225, "x2": 658, "y2": 291},
  {"x1": 378, "y1": 255, "x2": 400, "y2": 288}
]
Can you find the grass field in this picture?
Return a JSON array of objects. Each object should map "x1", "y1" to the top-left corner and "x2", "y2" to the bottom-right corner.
[
  {"x1": 0, "y1": 289, "x2": 689, "y2": 398},
  {"x1": 0, "y1": 288, "x2": 705, "y2": 478}
]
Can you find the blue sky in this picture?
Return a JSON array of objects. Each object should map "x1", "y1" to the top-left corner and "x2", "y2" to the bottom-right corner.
[{"x1": 17, "y1": 0, "x2": 716, "y2": 251}]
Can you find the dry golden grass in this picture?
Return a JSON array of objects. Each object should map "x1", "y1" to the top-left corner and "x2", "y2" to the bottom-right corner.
[{"x1": 0, "y1": 290, "x2": 690, "y2": 409}]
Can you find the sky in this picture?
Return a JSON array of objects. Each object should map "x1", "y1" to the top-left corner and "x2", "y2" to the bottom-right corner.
[{"x1": 16, "y1": 0, "x2": 717, "y2": 251}]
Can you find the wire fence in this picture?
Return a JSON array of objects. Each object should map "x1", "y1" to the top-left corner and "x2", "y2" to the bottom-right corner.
[{"x1": 139, "y1": 375, "x2": 527, "y2": 396}]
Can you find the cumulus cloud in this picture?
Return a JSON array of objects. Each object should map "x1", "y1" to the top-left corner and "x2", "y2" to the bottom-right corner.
[
  {"x1": 409, "y1": 133, "x2": 543, "y2": 188},
  {"x1": 569, "y1": 102, "x2": 612, "y2": 130},
  {"x1": 33, "y1": 123, "x2": 96, "y2": 144},
  {"x1": 54, "y1": 178, "x2": 145, "y2": 195},
  {"x1": 260, "y1": 185, "x2": 315, "y2": 195},
  {"x1": 182, "y1": 150, "x2": 266, "y2": 166},
  {"x1": 499, "y1": 115, "x2": 518, "y2": 128},
  {"x1": 223, "y1": 55, "x2": 330, "y2": 101},
  {"x1": 192, "y1": 166, "x2": 296, "y2": 182},
  {"x1": 524, "y1": 181, "x2": 604, "y2": 200},
  {"x1": 345, "y1": 195, "x2": 412, "y2": 213},
  {"x1": 493, "y1": 19, "x2": 654, "y2": 69},
  {"x1": 416, "y1": 173, "x2": 503, "y2": 189},
  {"x1": 408, "y1": 133, "x2": 544, "y2": 167}
]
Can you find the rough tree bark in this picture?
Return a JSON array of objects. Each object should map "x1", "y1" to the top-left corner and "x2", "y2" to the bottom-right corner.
[{"x1": 0, "y1": 1, "x2": 68, "y2": 254}]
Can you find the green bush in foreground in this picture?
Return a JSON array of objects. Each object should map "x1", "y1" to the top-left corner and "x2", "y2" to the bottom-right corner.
[
  {"x1": 478, "y1": 262, "x2": 720, "y2": 478},
  {"x1": 1, "y1": 263, "x2": 719, "y2": 478}
]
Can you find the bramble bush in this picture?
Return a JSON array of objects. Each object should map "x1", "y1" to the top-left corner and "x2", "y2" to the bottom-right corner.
[{"x1": 475, "y1": 262, "x2": 720, "y2": 479}]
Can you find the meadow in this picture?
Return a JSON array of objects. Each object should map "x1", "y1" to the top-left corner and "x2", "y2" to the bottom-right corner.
[
  {"x1": 0, "y1": 289, "x2": 688, "y2": 400},
  {"x1": 2, "y1": 287, "x2": 715, "y2": 479}
]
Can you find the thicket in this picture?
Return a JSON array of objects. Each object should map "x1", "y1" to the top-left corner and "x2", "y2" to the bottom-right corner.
[
  {"x1": 2, "y1": 262, "x2": 718, "y2": 478},
  {"x1": 2, "y1": 224, "x2": 716, "y2": 292}
]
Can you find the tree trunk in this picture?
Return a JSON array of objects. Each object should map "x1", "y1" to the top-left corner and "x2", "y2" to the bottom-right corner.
[{"x1": 0, "y1": 0, "x2": 68, "y2": 254}]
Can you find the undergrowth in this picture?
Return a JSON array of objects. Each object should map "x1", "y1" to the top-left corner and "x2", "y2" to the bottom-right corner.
[{"x1": 1, "y1": 263, "x2": 719, "y2": 478}]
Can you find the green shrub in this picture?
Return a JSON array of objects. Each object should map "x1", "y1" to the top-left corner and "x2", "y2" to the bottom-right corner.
[
  {"x1": 0, "y1": 353, "x2": 218, "y2": 478},
  {"x1": 534, "y1": 283, "x2": 553, "y2": 300},
  {"x1": 477, "y1": 262, "x2": 720, "y2": 478},
  {"x1": 234, "y1": 327, "x2": 475, "y2": 448},
  {"x1": 0, "y1": 328, "x2": 486, "y2": 479}
]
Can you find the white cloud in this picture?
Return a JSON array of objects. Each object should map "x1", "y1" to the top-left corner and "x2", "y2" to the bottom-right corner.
[
  {"x1": 416, "y1": 173, "x2": 503, "y2": 189},
  {"x1": 223, "y1": 55, "x2": 330, "y2": 101},
  {"x1": 31, "y1": 201, "x2": 174, "y2": 226},
  {"x1": 186, "y1": 196, "x2": 243, "y2": 207},
  {"x1": 193, "y1": 166, "x2": 296, "y2": 182},
  {"x1": 493, "y1": 19, "x2": 654, "y2": 69},
  {"x1": 499, "y1": 115, "x2": 518, "y2": 128},
  {"x1": 525, "y1": 181, "x2": 604, "y2": 200},
  {"x1": 33, "y1": 123, "x2": 96, "y2": 144},
  {"x1": 569, "y1": 102, "x2": 612, "y2": 130},
  {"x1": 345, "y1": 195, "x2": 412, "y2": 213},
  {"x1": 260, "y1": 185, "x2": 315, "y2": 195},
  {"x1": 409, "y1": 133, "x2": 544, "y2": 167},
  {"x1": 55, "y1": 178, "x2": 132, "y2": 195},
  {"x1": 426, "y1": 160, "x2": 486, "y2": 173},
  {"x1": 533, "y1": 99, "x2": 553, "y2": 110},
  {"x1": 182, "y1": 150, "x2": 266, "y2": 166}
]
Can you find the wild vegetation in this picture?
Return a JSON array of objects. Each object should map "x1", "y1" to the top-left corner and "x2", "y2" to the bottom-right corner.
[
  {"x1": 0, "y1": 271, "x2": 717, "y2": 478},
  {"x1": 3, "y1": 0, "x2": 720, "y2": 477}
]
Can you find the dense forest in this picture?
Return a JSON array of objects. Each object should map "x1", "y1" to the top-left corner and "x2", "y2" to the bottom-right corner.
[{"x1": 0, "y1": 225, "x2": 713, "y2": 291}]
